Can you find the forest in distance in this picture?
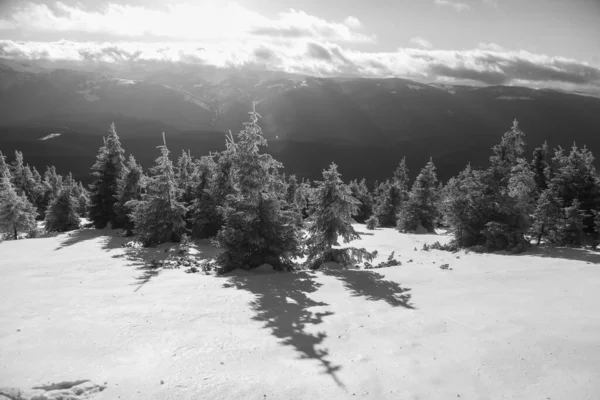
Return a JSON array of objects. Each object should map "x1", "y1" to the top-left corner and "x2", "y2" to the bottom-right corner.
[{"x1": 2, "y1": 107, "x2": 600, "y2": 272}]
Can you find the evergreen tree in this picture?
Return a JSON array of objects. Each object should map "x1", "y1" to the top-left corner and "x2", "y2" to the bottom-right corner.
[
  {"x1": 374, "y1": 180, "x2": 404, "y2": 227},
  {"x1": 115, "y1": 155, "x2": 144, "y2": 235},
  {"x1": 531, "y1": 142, "x2": 549, "y2": 192},
  {"x1": 88, "y1": 123, "x2": 126, "y2": 228},
  {"x1": 397, "y1": 159, "x2": 440, "y2": 233},
  {"x1": 393, "y1": 157, "x2": 410, "y2": 189},
  {"x1": 215, "y1": 109, "x2": 303, "y2": 271},
  {"x1": 190, "y1": 154, "x2": 220, "y2": 238},
  {"x1": 349, "y1": 178, "x2": 373, "y2": 223},
  {"x1": 176, "y1": 150, "x2": 196, "y2": 205},
  {"x1": 45, "y1": 187, "x2": 81, "y2": 232},
  {"x1": 0, "y1": 174, "x2": 38, "y2": 239},
  {"x1": 128, "y1": 134, "x2": 187, "y2": 246},
  {"x1": 547, "y1": 144, "x2": 600, "y2": 234},
  {"x1": 306, "y1": 163, "x2": 361, "y2": 267},
  {"x1": 0, "y1": 150, "x2": 9, "y2": 181},
  {"x1": 530, "y1": 189, "x2": 562, "y2": 245},
  {"x1": 556, "y1": 199, "x2": 587, "y2": 246}
]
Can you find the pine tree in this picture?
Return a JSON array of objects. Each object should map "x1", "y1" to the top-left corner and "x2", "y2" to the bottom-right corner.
[
  {"x1": 0, "y1": 150, "x2": 9, "y2": 181},
  {"x1": 530, "y1": 189, "x2": 562, "y2": 245},
  {"x1": 374, "y1": 180, "x2": 404, "y2": 227},
  {"x1": 45, "y1": 187, "x2": 81, "y2": 232},
  {"x1": 393, "y1": 157, "x2": 410, "y2": 189},
  {"x1": 397, "y1": 159, "x2": 440, "y2": 233},
  {"x1": 115, "y1": 155, "x2": 144, "y2": 235},
  {"x1": 306, "y1": 163, "x2": 362, "y2": 267},
  {"x1": 127, "y1": 134, "x2": 187, "y2": 246},
  {"x1": 531, "y1": 142, "x2": 549, "y2": 192},
  {"x1": 215, "y1": 109, "x2": 303, "y2": 271},
  {"x1": 176, "y1": 150, "x2": 196, "y2": 205},
  {"x1": 190, "y1": 154, "x2": 220, "y2": 238},
  {"x1": 88, "y1": 123, "x2": 126, "y2": 229},
  {"x1": 556, "y1": 199, "x2": 587, "y2": 246},
  {"x1": 0, "y1": 173, "x2": 38, "y2": 239},
  {"x1": 349, "y1": 178, "x2": 373, "y2": 223}
]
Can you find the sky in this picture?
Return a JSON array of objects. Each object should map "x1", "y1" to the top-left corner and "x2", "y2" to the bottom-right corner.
[{"x1": 0, "y1": 0, "x2": 599, "y2": 93}]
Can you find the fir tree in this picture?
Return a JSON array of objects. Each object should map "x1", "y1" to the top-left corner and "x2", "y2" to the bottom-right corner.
[
  {"x1": 306, "y1": 163, "x2": 362, "y2": 267},
  {"x1": 349, "y1": 178, "x2": 373, "y2": 223},
  {"x1": 176, "y1": 150, "x2": 197, "y2": 205},
  {"x1": 45, "y1": 187, "x2": 81, "y2": 232},
  {"x1": 531, "y1": 142, "x2": 549, "y2": 192},
  {"x1": 0, "y1": 150, "x2": 9, "y2": 181},
  {"x1": 128, "y1": 134, "x2": 187, "y2": 246},
  {"x1": 115, "y1": 155, "x2": 144, "y2": 235},
  {"x1": 215, "y1": 109, "x2": 303, "y2": 271},
  {"x1": 88, "y1": 123, "x2": 126, "y2": 229},
  {"x1": 393, "y1": 157, "x2": 410, "y2": 189},
  {"x1": 0, "y1": 173, "x2": 38, "y2": 239},
  {"x1": 397, "y1": 159, "x2": 440, "y2": 233},
  {"x1": 374, "y1": 180, "x2": 404, "y2": 227},
  {"x1": 190, "y1": 154, "x2": 220, "y2": 238},
  {"x1": 530, "y1": 189, "x2": 562, "y2": 245},
  {"x1": 556, "y1": 199, "x2": 587, "y2": 246}
]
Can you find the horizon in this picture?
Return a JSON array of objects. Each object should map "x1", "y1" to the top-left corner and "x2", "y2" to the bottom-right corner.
[{"x1": 0, "y1": 0, "x2": 599, "y2": 95}]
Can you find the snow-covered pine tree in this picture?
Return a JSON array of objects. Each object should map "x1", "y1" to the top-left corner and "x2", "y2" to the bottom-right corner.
[
  {"x1": 115, "y1": 155, "x2": 144, "y2": 236},
  {"x1": 548, "y1": 144, "x2": 600, "y2": 235},
  {"x1": 531, "y1": 142, "x2": 549, "y2": 192},
  {"x1": 45, "y1": 186, "x2": 81, "y2": 233},
  {"x1": 0, "y1": 151, "x2": 9, "y2": 180},
  {"x1": 39, "y1": 165, "x2": 63, "y2": 214},
  {"x1": 349, "y1": 178, "x2": 374, "y2": 223},
  {"x1": 393, "y1": 157, "x2": 410, "y2": 189},
  {"x1": 176, "y1": 150, "x2": 197, "y2": 205},
  {"x1": 190, "y1": 154, "x2": 220, "y2": 238},
  {"x1": 215, "y1": 108, "x2": 303, "y2": 271},
  {"x1": 530, "y1": 189, "x2": 562, "y2": 245},
  {"x1": 375, "y1": 180, "x2": 404, "y2": 227},
  {"x1": 127, "y1": 133, "x2": 187, "y2": 246},
  {"x1": 397, "y1": 158, "x2": 440, "y2": 233},
  {"x1": 0, "y1": 173, "x2": 38, "y2": 239},
  {"x1": 11, "y1": 151, "x2": 37, "y2": 203},
  {"x1": 88, "y1": 123, "x2": 126, "y2": 229},
  {"x1": 307, "y1": 163, "x2": 371, "y2": 269},
  {"x1": 556, "y1": 199, "x2": 587, "y2": 246}
]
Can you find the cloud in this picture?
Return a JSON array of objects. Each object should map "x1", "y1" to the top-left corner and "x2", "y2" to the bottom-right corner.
[
  {"x1": 434, "y1": 0, "x2": 471, "y2": 12},
  {"x1": 409, "y1": 37, "x2": 433, "y2": 49},
  {"x1": 478, "y1": 42, "x2": 504, "y2": 51},
  {"x1": 482, "y1": 0, "x2": 499, "y2": 7},
  {"x1": 0, "y1": 2, "x2": 374, "y2": 43},
  {"x1": 2, "y1": 39, "x2": 598, "y2": 93}
]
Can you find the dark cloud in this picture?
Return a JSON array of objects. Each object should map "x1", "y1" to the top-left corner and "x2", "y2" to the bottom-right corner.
[
  {"x1": 254, "y1": 47, "x2": 276, "y2": 61},
  {"x1": 307, "y1": 42, "x2": 332, "y2": 61}
]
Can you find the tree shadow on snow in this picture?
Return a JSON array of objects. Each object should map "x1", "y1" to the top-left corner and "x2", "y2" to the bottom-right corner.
[
  {"x1": 222, "y1": 271, "x2": 345, "y2": 387},
  {"x1": 515, "y1": 246, "x2": 600, "y2": 264},
  {"x1": 322, "y1": 269, "x2": 415, "y2": 309},
  {"x1": 54, "y1": 228, "x2": 122, "y2": 251}
]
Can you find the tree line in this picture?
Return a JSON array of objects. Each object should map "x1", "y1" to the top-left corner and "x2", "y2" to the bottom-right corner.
[{"x1": 2, "y1": 112, "x2": 599, "y2": 270}]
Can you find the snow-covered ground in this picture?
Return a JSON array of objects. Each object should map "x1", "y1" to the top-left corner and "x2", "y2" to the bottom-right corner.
[{"x1": 1, "y1": 226, "x2": 600, "y2": 399}]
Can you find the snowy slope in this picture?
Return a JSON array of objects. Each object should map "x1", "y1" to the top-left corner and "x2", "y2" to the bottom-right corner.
[{"x1": 1, "y1": 227, "x2": 600, "y2": 399}]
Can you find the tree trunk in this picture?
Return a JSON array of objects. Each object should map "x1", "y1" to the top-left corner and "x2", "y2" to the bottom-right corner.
[
  {"x1": 13, "y1": 226, "x2": 18, "y2": 240},
  {"x1": 536, "y1": 224, "x2": 544, "y2": 246}
]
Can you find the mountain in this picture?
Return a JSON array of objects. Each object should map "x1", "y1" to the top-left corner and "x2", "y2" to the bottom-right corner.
[{"x1": 2, "y1": 58, "x2": 600, "y2": 185}]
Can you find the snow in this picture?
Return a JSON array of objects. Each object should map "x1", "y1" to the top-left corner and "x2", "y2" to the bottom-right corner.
[{"x1": 1, "y1": 226, "x2": 600, "y2": 399}]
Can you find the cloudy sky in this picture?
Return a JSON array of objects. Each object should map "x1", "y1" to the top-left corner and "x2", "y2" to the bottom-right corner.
[{"x1": 0, "y1": 0, "x2": 599, "y2": 92}]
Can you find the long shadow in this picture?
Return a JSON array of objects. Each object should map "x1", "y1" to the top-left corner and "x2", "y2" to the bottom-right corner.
[
  {"x1": 222, "y1": 271, "x2": 344, "y2": 387},
  {"x1": 502, "y1": 246, "x2": 600, "y2": 264},
  {"x1": 54, "y1": 228, "x2": 120, "y2": 250},
  {"x1": 322, "y1": 269, "x2": 415, "y2": 309}
]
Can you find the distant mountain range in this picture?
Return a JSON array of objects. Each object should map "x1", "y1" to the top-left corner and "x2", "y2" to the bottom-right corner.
[{"x1": 2, "y1": 58, "x2": 600, "y2": 185}]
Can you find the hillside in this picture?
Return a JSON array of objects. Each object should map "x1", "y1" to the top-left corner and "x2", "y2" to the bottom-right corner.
[
  {"x1": 1, "y1": 226, "x2": 599, "y2": 399},
  {"x1": 2, "y1": 60, "x2": 600, "y2": 184}
]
